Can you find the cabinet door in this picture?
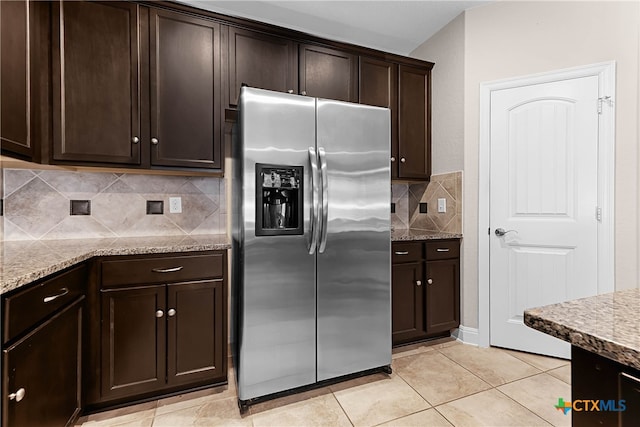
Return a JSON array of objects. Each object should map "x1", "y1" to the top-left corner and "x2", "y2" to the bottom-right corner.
[
  {"x1": 1, "y1": 0, "x2": 31, "y2": 158},
  {"x1": 52, "y1": 1, "x2": 141, "y2": 165},
  {"x1": 398, "y1": 65, "x2": 431, "y2": 180},
  {"x1": 425, "y1": 259, "x2": 460, "y2": 334},
  {"x1": 299, "y1": 44, "x2": 357, "y2": 102},
  {"x1": 392, "y1": 262, "x2": 425, "y2": 345},
  {"x1": 167, "y1": 279, "x2": 225, "y2": 386},
  {"x1": 101, "y1": 286, "x2": 166, "y2": 400},
  {"x1": 359, "y1": 57, "x2": 398, "y2": 178},
  {"x1": 3, "y1": 298, "x2": 83, "y2": 427},
  {"x1": 228, "y1": 27, "x2": 296, "y2": 108},
  {"x1": 149, "y1": 9, "x2": 222, "y2": 170}
]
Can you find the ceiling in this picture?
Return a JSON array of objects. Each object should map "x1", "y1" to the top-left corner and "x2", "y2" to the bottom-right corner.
[{"x1": 179, "y1": 1, "x2": 490, "y2": 56}]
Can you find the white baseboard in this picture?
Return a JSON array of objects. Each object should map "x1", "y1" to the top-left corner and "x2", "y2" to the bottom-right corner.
[{"x1": 452, "y1": 325, "x2": 479, "y2": 346}]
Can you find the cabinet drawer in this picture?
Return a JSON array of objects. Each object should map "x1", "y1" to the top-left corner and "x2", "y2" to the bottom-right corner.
[
  {"x1": 392, "y1": 242, "x2": 422, "y2": 264},
  {"x1": 3, "y1": 264, "x2": 87, "y2": 343},
  {"x1": 101, "y1": 253, "x2": 223, "y2": 288},
  {"x1": 425, "y1": 240, "x2": 459, "y2": 260}
]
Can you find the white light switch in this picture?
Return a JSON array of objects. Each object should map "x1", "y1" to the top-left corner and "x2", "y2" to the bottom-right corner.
[
  {"x1": 437, "y1": 198, "x2": 446, "y2": 213},
  {"x1": 169, "y1": 197, "x2": 182, "y2": 213}
]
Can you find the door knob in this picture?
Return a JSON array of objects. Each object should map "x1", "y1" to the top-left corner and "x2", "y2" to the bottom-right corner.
[
  {"x1": 155, "y1": 309, "x2": 164, "y2": 318},
  {"x1": 168, "y1": 308, "x2": 176, "y2": 317},
  {"x1": 131, "y1": 136, "x2": 139, "y2": 144},
  {"x1": 390, "y1": 156, "x2": 396, "y2": 162},
  {"x1": 495, "y1": 228, "x2": 518, "y2": 237},
  {"x1": 400, "y1": 157, "x2": 406, "y2": 163},
  {"x1": 427, "y1": 279, "x2": 433, "y2": 285},
  {"x1": 151, "y1": 138, "x2": 159, "y2": 145},
  {"x1": 416, "y1": 280, "x2": 422, "y2": 286}
]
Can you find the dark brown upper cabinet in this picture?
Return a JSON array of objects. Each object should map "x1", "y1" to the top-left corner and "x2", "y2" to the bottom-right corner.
[
  {"x1": 299, "y1": 44, "x2": 357, "y2": 102},
  {"x1": 52, "y1": 1, "x2": 141, "y2": 165},
  {"x1": 359, "y1": 57, "x2": 399, "y2": 178},
  {"x1": 0, "y1": 0, "x2": 47, "y2": 160},
  {"x1": 227, "y1": 27, "x2": 297, "y2": 108},
  {"x1": 398, "y1": 65, "x2": 431, "y2": 180},
  {"x1": 51, "y1": 1, "x2": 222, "y2": 171},
  {"x1": 149, "y1": 9, "x2": 222, "y2": 169}
]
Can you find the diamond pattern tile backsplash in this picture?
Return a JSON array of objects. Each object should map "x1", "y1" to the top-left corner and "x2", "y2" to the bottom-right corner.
[
  {"x1": 2, "y1": 169, "x2": 226, "y2": 240},
  {"x1": 392, "y1": 171, "x2": 462, "y2": 234}
]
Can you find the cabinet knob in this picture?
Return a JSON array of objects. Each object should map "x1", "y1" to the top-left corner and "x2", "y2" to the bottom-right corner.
[
  {"x1": 400, "y1": 157, "x2": 406, "y2": 163},
  {"x1": 301, "y1": 91, "x2": 307, "y2": 96},
  {"x1": 132, "y1": 136, "x2": 140, "y2": 144},
  {"x1": 156, "y1": 309, "x2": 164, "y2": 318},
  {"x1": 287, "y1": 89, "x2": 294, "y2": 94},
  {"x1": 168, "y1": 308, "x2": 176, "y2": 317},
  {"x1": 427, "y1": 278, "x2": 433, "y2": 285},
  {"x1": 151, "y1": 138, "x2": 159, "y2": 145},
  {"x1": 390, "y1": 157, "x2": 396, "y2": 162},
  {"x1": 9, "y1": 388, "x2": 25, "y2": 402},
  {"x1": 416, "y1": 280, "x2": 422, "y2": 286}
]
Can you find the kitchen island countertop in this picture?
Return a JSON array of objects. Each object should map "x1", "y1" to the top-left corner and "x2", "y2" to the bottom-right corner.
[
  {"x1": 525, "y1": 288, "x2": 640, "y2": 370},
  {"x1": 0, "y1": 234, "x2": 231, "y2": 295},
  {"x1": 391, "y1": 228, "x2": 462, "y2": 242}
]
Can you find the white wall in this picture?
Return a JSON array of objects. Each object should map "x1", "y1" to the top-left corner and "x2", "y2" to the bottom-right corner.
[{"x1": 411, "y1": 0, "x2": 640, "y2": 329}]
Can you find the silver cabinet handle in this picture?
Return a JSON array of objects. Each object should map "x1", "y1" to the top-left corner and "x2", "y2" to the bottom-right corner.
[
  {"x1": 318, "y1": 147, "x2": 329, "y2": 254},
  {"x1": 308, "y1": 147, "x2": 320, "y2": 255},
  {"x1": 390, "y1": 156, "x2": 396, "y2": 162},
  {"x1": 400, "y1": 157, "x2": 406, "y2": 163},
  {"x1": 168, "y1": 308, "x2": 176, "y2": 317},
  {"x1": 436, "y1": 248, "x2": 450, "y2": 252},
  {"x1": 301, "y1": 91, "x2": 307, "y2": 96},
  {"x1": 151, "y1": 137, "x2": 159, "y2": 145},
  {"x1": 495, "y1": 228, "x2": 518, "y2": 237},
  {"x1": 132, "y1": 136, "x2": 139, "y2": 144},
  {"x1": 394, "y1": 251, "x2": 409, "y2": 255},
  {"x1": 156, "y1": 310, "x2": 164, "y2": 318},
  {"x1": 43, "y1": 288, "x2": 69, "y2": 303},
  {"x1": 151, "y1": 266, "x2": 183, "y2": 273},
  {"x1": 287, "y1": 89, "x2": 294, "y2": 94},
  {"x1": 9, "y1": 388, "x2": 25, "y2": 402},
  {"x1": 416, "y1": 280, "x2": 422, "y2": 286},
  {"x1": 427, "y1": 279, "x2": 433, "y2": 285}
]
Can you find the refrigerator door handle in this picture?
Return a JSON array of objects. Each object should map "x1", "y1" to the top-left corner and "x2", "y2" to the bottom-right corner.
[
  {"x1": 318, "y1": 147, "x2": 329, "y2": 253},
  {"x1": 308, "y1": 147, "x2": 320, "y2": 254}
]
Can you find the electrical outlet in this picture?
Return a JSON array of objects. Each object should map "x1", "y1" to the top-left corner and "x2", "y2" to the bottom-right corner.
[
  {"x1": 437, "y1": 198, "x2": 446, "y2": 213},
  {"x1": 169, "y1": 197, "x2": 182, "y2": 213}
]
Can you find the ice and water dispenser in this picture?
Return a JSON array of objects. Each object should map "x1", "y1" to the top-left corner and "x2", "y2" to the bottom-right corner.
[{"x1": 255, "y1": 164, "x2": 303, "y2": 236}]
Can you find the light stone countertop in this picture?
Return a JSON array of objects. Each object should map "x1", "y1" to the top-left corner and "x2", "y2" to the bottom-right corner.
[
  {"x1": 525, "y1": 288, "x2": 640, "y2": 370},
  {"x1": 391, "y1": 228, "x2": 462, "y2": 242},
  {"x1": 0, "y1": 234, "x2": 231, "y2": 295}
]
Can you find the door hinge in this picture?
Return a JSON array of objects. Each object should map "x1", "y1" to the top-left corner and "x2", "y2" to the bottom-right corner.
[
  {"x1": 598, "y1": 96, "x2": 613, "y2": 114},
  {"x1": 596, "y1": 206, "x2": 602, "y2": 222}
]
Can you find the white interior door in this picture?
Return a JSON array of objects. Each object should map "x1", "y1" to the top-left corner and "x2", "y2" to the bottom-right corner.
[{"x1": 489, "y1": 76, "x2": 600, "y2": 359}]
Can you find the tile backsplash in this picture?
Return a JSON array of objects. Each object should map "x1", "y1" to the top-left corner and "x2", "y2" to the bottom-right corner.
[
  {"x1": 392, "y1": 171, "x2": 462, "y2": 234},
  {"x1": 2, "y1": 169, "x2": 225, "y2": 240}
]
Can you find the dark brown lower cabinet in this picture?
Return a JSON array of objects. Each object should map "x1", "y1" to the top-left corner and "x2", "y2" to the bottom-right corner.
[
  {"x1": 392, "y1": 261, "x2": 425, "y2": 343},
  {"x1": 100, "y1": 279, "x2": 225, "y2": 402},
  {"x1": 3, "y1": 297, "x2": 83, "y2": 427},
  {"x1": 392, "y1": 239, "x2": 460, "y2": 346},
  {"x1": 571, "y1": 345, "x2": 640, "y2": 427}
]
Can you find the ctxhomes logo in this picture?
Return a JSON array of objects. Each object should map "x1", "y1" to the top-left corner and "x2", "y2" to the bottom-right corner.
[{"x1": 554, "y1": 397, "x2": 627, "y2": 415}]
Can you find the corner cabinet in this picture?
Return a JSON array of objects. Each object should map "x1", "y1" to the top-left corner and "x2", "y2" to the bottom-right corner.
[
  {"x1": 88, "y1": 251, "x2": 227, "y2": 409},
  {"x1": 392, "y1": 239, "x2": 460, "y2": 346},
  {"x1": 360, "y1": 59, "x2": 432, "y2": 181},
  {"x1": 2, "y1": 265, "x2": 87, "y2": 427},
  {"x1": 52, "y1": 1, "x2": 223, "y2": 171}
]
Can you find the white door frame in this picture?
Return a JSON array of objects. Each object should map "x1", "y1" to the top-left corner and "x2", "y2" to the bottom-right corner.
[{"x1": 478, "y1": 61, "x2": 616, "y2": 348}]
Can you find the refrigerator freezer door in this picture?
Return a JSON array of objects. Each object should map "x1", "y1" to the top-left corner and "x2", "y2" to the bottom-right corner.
[
  {"x1": 237, "y1": 88, "x2": 317, "y2": 400},
  {"x1": 316, "y1": 99, "x2": 392, "y2": 381}
]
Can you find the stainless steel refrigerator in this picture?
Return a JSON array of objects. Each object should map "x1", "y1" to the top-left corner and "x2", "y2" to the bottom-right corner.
[{"x1": 231, "y1": 87, "x2": 391, "y2": 408}]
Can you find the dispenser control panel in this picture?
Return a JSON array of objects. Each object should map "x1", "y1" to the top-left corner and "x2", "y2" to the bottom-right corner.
[{"x1": 255, "y1": 164, "x2": 303, "y2": 236}]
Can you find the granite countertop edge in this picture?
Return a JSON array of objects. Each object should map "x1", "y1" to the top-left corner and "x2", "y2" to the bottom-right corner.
[
  {"x1": 391, "y1": 229, "x2": 462, "y2": 242},
  {"x1": 524, "y1": 291, "x2": 640, "y2": 370},
  {"x1": 1, "y1": 235, "x2": 231, "y2": 296}
]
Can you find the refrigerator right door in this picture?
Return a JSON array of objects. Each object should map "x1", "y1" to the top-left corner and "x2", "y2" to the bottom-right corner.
[{"x1": 316, "y1": 99, "x2": 391, "y2": 381}]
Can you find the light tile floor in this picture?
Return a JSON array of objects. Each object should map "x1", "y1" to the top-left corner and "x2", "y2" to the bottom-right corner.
[{"x1": 76, "y1": 339, "x2": 572, "y2": 427}]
